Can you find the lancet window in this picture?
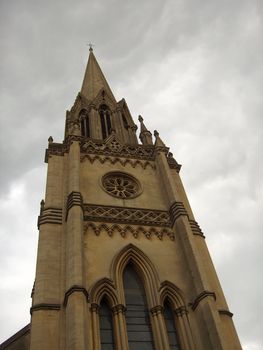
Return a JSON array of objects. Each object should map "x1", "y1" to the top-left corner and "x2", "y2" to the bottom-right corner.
[
  {"x1": 123, "y1": 263, "x2": 154, "y2": 350},
  {"x1": 79, "y1": 110, "x2": 90, "y2": 137},
  {"x1": 99, "y1": 104, "x2": 112, "y2": 139},
  {"x1": 163, "y1": 300, "x2": 181, "y2": 350},
  {"x1": 90, "y1": 246, "x2": 192, "y2": 350},
  {"x1": 99, "y1": 298, "x2": 115, "y2": 350}
]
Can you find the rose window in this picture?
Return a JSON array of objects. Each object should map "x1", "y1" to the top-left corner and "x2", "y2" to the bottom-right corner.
[{"x1": 102, "y1": 172, "x2": 141, "y2": 199}]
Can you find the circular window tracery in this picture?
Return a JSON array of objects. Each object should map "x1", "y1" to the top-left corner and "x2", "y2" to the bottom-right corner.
[{"x1": 102, "y1": 172, "x2": 141, "y2": 199}]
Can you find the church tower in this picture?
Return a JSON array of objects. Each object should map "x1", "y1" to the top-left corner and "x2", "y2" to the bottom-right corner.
[{"x1": 2, "y1": 48, "x2": 242, "y2": 350}]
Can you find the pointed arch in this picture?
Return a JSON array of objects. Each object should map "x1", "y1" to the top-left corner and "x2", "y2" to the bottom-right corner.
[
  {"x1": 99, "y1": 297, "x2": 115, "y2": 350},
  {"x1": 79, "y1": 108, "x2": 90, "y2": 137},
  {"x1": 159, "y1": 280, "x2": 186, "y2": 310},
  {"x1": 159, "y1": 281, "x2": 195, "y2": 350},
  {"x1": 99, "y1": 104, "x2": 111, "y2": 139},
  {"x1": 89, "y1": 277, "x2": 118, "y2": 307},
  {"x1": 111, "y1": 244, "x2": 160, "y2": 307},
  {"x1": 93, "y1": 88, "x2": 116, "y2": 111},
  {"x1": 163, "y1": 298, "x2": 182, "y2": 350}
]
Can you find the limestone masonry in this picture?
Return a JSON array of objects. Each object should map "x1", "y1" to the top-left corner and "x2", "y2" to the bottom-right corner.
[{"x1": 1, "y1": 49, "x2": 242, "y2": 350}]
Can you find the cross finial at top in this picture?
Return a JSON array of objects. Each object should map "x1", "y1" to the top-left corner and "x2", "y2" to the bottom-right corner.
[{"x1": 88, "y1": 43, "x2": 94, "y2": 52}]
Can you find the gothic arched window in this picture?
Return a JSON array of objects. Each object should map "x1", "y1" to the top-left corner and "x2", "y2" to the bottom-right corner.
[
  {"x1": 99, "y1": 104, "x2": 112, "y2": 139},
  {"x1": 80, "y1": 110, "x2": 90, "y2": 137},
  {"x1": 163, "y1": 299, "x2": 181, "y2": 350},
  {"x1": 123, "y1": 263, "x2": 154, "y2": 350},
  {"x1": 99, "y1": 298, "x2": 115, "y2": 350}
]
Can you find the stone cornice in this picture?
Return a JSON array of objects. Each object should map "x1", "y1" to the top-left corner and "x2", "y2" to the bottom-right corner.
[
  {"x1": 169, "y1": 202, "x2": 188, "y2": 226},
  {"x1": 38, "y1": 207, "x2": 62, "y2": 228},
  {"x1": 219, "y1": 309, "x2": 233, "y2": 317},
  {"x1": 45, "y1": 142, "x2": 66, "y2": 163},
  {"x1": 63, "y1": 285, "x2": 89, "y2": 307},
  {"x1": 83, "y1": 204, "x2": 171, "y2": 227},
  {"x1": 189, "y1": 220, "x2": 205, "y2": 238},
  {"x1": 66, "y1": 191, "x2": 83, "y2": 220},
  {"x1": 169, "y1": 202, "x2": 205, "y2": 238},
  {"x1": 45, "y1": 134, "x2": 181, "y2": 172},
  {"x1": 191, "y1": 290, "x2": 216, "y2": 311},
  {"x1": 30, "y1": 303, "x2": 61, "y2": 314}
]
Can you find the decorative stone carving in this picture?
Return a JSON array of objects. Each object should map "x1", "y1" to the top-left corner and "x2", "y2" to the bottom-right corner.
[
  {"x1": 80, "y1": 154, "x2": 155, "y2": 169},
  {"x1": 45, "y1": 134, "x2": 181, "y2": 173},
  {"x1": 84, "y1": 222, "x2": 175, "y2": 241},
  {"x1": 83, "y1": 204, "x2": 171, "y2": 227},
  {"x1": 81, "y1": 135, "x2": 155, "y2": 160},
  {"x1": 101, "y1": 172, "x2": 141, "y2": 199}
]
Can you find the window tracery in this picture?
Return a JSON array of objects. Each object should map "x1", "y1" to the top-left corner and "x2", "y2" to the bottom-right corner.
[{"x1": 102, "y1": 172, "x2": 141, "y2": 199}]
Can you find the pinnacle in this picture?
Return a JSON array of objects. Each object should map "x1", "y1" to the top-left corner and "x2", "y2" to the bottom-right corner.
[
  {"x1": 154, "y1": 130, "x2": 166, "y2": 147},
  {"x1": 138, "y1": 115, "x2": 151, "y2": 134}
]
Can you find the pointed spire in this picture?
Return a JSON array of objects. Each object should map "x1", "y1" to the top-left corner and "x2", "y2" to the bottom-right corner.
[
  {"x1": 138, "y1": 115, "x2": 153, "y2": 145},
  {"x1": 81, "y1": 49, "x2": 116, "y2": 102}
]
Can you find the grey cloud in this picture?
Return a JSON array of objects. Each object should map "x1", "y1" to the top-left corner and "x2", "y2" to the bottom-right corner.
[{"x1": 0, "y1": 0, "x2": 262, "y2": 348}]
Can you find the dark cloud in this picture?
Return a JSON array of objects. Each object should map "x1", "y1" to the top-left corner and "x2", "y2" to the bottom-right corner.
[{"x1": 0, "y1": 0, "x2": 262, "y2": 348}]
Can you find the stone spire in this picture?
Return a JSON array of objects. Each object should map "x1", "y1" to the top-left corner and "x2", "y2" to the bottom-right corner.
[
  {"x1": 138, "y1": 115, "x2": 153, "y2": 145},
  {"x1": 80, "y1": 48, "x2": 116, "y2": 102}
]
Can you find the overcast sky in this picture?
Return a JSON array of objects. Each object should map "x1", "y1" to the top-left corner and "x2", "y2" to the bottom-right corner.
[{"x1": 0, "y1": 0, "x2": 262, "y2": 348}]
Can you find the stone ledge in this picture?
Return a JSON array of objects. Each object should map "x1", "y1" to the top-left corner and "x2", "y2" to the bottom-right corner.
[
  {"x1": 191, "y1": 290, "x2": 216, "y2": 311},
  {"x1": 30, "y1": 303, "x2": 60, "y2": 314},
  {"x1": 63, "y1": 285, "x2": 89, "y2": 306},
  {"x1": 38, "y1": 207, "x2": 62, "y2": 228},
  {"x1": 66, "y1": 191, "x2": 83, "y2": 220},
  {"x1": 219, "y1": 309, "x2": 233, "y2": 317}
]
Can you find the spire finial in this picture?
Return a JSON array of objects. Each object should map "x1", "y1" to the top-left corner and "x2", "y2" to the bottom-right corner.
[
  {"x1": 81, "y1": 43, "x2": 116, "y2": 102},
  {"x1": 154, "y1": 130, "x2": 159, "y2": 137},
  {"x1": 88, "y1": 43, "x2": 94, "y2": 52}
]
